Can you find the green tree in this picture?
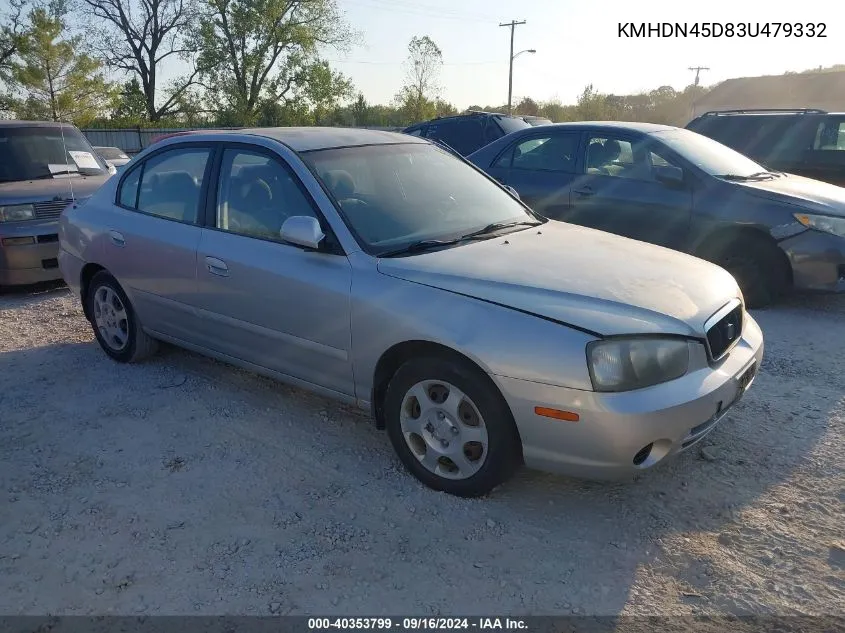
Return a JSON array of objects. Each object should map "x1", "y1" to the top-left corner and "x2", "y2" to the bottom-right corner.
[
  {"x1": 195, "y1": 0, "x2": 355, "y2": 123},
  {"x1": 9, "y1": 6, "x2": 113, "y2": 124},
  {"x1": 395, "y1": 35, "x2": 442, "y2": 123},
  {"x1": 351, "y1": 92, "x2": 369, "y2": 126},
  {"x1": 81, "y1": 0, "x2": 201, "y2": 122},
  {"x1": 515, "y1": 96, "x2": 539, "y2": 116},
  {"x1": 434, "y1": 98, "x2": 456, "y2": 117},
  {"x1": 110, "y1": 78, "x2": 147, "y2": 123}
]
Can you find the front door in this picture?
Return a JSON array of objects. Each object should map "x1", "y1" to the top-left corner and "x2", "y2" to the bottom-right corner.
[
  {"x1": 101, "y1": 144, "x2": 213, "y2": 340},
  {"x1": 192, "y1": 146, "x2": 354, "y2": 396},
  {"x1": 565, "y1": 133, "x2": 693, "y2": 249},
  {"x1": 490, "y1": 131, "x2": 581, "y2": 219}
]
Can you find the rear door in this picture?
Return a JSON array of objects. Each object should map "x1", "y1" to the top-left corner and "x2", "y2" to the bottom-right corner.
[
  {"x1": 488, "y1": 131, "x2": 581, "y2": 219},
  {"x1": 192, "y1": 144, "x2": 354, "y2": 395},
  {"x1": 566, "y1": 132, "x2": 693, "y2": 248},
  {"x1": 102, "y1": 144, "x2": 213, "y2": 341}
]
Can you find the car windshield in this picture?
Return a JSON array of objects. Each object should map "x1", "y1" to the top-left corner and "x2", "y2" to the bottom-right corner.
[
  {"x1": 0, "y1": 126, "x2": 109, "y2": 182},
  {"x1": 303, "y1": 143, "x2": 539, "y2": 254},
  {"x1": 96, "y1": 147, "x2": 129, "y2": 160},
  {"x1": 653, "y1": 128, "x2": 768, "y2": 178}
]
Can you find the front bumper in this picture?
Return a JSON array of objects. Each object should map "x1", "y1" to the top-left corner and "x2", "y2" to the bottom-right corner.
[
  {"x1": 0, "y1": 219, "x2": 62, "y2": 286},
  {"x1": 494, "y1": 313, "x2": 765, "y2": 480},
  {"x1": 779, "y1": 229, "x2": 845, "y2": 292}
]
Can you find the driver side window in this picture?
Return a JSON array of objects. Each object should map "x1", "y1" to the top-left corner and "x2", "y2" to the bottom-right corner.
[{"x1": 216, "y1": 149, "x2": 317, "y2": 242}]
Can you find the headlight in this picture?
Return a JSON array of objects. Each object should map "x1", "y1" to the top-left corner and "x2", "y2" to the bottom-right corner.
[
  {"x1": 0, "y1": 203, "x2": 35, "y2": 223},
  {"x1": 587, "y1": 337, "x2": 691, "y2": 392},
  {"x1": 794, "y1": 212, "x2": 845, "y2": 239}
]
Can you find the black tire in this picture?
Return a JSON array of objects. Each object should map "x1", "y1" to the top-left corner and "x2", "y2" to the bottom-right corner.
[
  {"x1": 714, "y1": 240, "x2": 789, "y2": 309},
  {"x1": 383, "y1": 355, "x2": 522, "y2": 497},
  {"x1": 87, "y1": 271, "x2": 158, "y2": 363}
]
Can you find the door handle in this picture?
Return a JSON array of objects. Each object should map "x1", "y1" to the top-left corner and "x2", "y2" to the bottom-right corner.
[
  {"x1": 573, "y1": 186, "x2": 595, "y2": 197},
  {"x1": 205, "y1": 256, "x2": 229, "y2": 277},
  {"x1": 108, "y1": 230, "x2": 125, "y2": 247}
]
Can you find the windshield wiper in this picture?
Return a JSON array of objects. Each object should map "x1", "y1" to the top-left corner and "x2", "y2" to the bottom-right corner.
[
  {"x1": 378, "y1": 221, "x2": 543, "y2": 258},
  {"x1": 378, "y1": 238, "x2": 465, "y2": 258},
  {"x1": 460, "y1": 220, "x2": 543, "y2": 239},
  {"x1": 717, "y1": 171, "x2": 779, "y2": 181}
]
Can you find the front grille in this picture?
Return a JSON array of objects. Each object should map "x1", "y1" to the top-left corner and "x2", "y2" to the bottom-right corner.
[
  {"x1": 706, "y1": 304, "x2": 743, "y2": 361},
  {"x1": 33, "y1": 199, "x2": 72, "y2": 219}
]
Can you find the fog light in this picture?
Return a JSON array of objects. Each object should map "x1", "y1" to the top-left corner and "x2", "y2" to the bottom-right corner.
[
  {"x1": 2, "y1": 236, "x2": 36, "y2": 246},
  {"x1": 632, "y1": 443, "x2": 653, "y2": 466}
]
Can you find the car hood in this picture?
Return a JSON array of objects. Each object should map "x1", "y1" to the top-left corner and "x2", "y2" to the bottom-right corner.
[
  {"x1": 0, "y1": 174, "x2": 111, "y2": 205},
  {"x1": 376, "y1": 222, "x2": 740, "y2": 337},
  {"x1": 737, "y1": 173, "x2": 845, "y2": 217}
]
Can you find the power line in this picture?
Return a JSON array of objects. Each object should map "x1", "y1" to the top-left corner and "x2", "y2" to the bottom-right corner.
[
  {"x1": 344, "y1": 0, "x2": 494, "y2": 23},
  {"x1": 327, "y1": 58, "x2": 504, "y2": 66}
]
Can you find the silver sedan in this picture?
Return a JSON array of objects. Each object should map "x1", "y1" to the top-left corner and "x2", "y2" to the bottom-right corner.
[{"x1": 58, "y1": 128, "x2": 764, "y2": 497}]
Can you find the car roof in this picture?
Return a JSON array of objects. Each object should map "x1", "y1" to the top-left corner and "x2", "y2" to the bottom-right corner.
[
  {"x1": 548, "y1": 121, "x2": 677, "y2": 133},
  {"x1": 162, "y1": 127, "x2": 428, "y2": 152},
  {"x1": 0, "y1": 120, "x2": 78, "y2": 128}
]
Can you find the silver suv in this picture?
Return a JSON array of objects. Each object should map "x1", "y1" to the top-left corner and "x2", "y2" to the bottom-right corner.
[{"x1": 0, "y1": 121, "x2": 112, "y2": 286}]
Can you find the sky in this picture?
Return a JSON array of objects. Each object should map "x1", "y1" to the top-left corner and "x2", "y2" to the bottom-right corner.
[
  {"x1": 3, "y1": 0, "x2": 842, "y2": 109},
  {"x1": 329, "y1": 0, "x2": 843, "y2": 108}
]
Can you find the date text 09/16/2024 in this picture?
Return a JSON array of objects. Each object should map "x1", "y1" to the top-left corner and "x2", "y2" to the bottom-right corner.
[
  {"x1": 618, "y1": 22, "x2": 827, "y2": 37},
  {"x1": 308, "y1": 618, "x2": 527, "y2": 630}
]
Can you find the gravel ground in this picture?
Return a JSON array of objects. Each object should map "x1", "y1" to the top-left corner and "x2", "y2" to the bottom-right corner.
[{"x1": 0, "y1": 283, "x2": 843, "y2": 617}]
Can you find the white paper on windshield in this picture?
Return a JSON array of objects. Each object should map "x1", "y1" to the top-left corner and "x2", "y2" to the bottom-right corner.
[
  {"x1": 48, "y1": 163, "x2": 79, "y2": 176},
  {"x1": 68, "y1": 151, "x2": 100, "y2": 170}
]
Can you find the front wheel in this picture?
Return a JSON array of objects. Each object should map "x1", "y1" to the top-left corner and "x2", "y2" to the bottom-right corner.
[
  {"x1": 716, "y1": 242, "x2": 789, "y2": 309},
  {"x1": 384, "y1": 356, "x2": 522, "y2": 497},
  {"x1": 87, "y1": 271, "x2": 158, "y2": 363}
]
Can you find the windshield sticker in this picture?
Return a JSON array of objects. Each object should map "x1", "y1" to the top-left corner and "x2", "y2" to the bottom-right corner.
[
  {"x1": 68, "y1": 151, "x2": 100, "y2": 170},
  {"x1": 48, "y1": 163, "x2": 80, "y2": 177}
]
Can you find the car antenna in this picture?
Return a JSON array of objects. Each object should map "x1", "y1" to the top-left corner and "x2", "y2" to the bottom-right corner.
[{"x1": 58, "y1": 115, "x2": 75, "y2": 202}]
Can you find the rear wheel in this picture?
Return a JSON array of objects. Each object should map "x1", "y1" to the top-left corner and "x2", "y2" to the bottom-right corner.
[
  {"x1": 384, "y1": 356, "x2": 521, "y2": 497},
  {"x1": 87, "y1": 271, "x2": 158, "y2": 363}
]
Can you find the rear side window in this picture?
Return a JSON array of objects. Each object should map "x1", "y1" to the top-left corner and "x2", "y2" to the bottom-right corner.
[
  {"x1": 495, "y1": 133, "x2": 579, "y2": 172},
  {"x1": 813, "y1": 118, "x2": 845, "y2": 151},
  {"x1": 118, "y1": 147, "x2": 210, "y2": 224}
]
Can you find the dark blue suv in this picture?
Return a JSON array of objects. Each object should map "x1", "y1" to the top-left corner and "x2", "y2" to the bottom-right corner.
[
  {"x1": 403, "y1": 111, "x2": 530, "y2": 156},
  {"x1": 468, "y1": 121, "x2": 845, "y2": 307}
]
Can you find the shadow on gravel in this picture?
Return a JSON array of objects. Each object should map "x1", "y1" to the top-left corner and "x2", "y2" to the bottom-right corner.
[{"x1": 0, "y1": 292, "x2": 841, "y2": 617}]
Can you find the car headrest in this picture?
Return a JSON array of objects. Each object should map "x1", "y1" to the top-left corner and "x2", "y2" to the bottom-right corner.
[
  {"x1": 602, "y1": 139, "x2": 622, "y2": 161},
  {"x1": 587, "y1": 141, "x2": 605, "y2": 168},
  {"x1": 324, "y1": 170, "x2": 355, "y2": 198}
]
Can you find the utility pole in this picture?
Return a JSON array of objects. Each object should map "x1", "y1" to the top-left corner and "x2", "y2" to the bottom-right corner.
[
  {"x1": 500, "y1": 20, "x2": 526, "y2": 114},
  {"x1": 688, "y1": 66, "x2": 710, "y2": 87}
]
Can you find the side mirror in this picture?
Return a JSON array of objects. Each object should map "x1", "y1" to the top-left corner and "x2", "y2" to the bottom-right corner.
[
  {"x1": 503, "y1": 184, "x2": 521, "y2": 200},
  {"x1": 654, "y1": 165, "x2": 685, "y2": 187},
  {"x1": 279, "y1": 216, "x2": 325, "y2": 250}
]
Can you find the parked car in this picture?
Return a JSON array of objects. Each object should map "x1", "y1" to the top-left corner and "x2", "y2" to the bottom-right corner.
[
  {"x1": 0, "y1": 121, "x2": 113, "y2": 286},
  {"x1": 686, "y1": 109, "x2": 845, "y2": 187},
  {"x1": 522, "y1": 115, "x2": 552, "y2": 126},
  {"x1": 94, "y1": 146, "x2": 132, "y2": 168},
  {"x1": 59, "y1": 127, "x2": 763, "y2": 497},
  {"x1": 402, "y1": 111, "x2": 531, "y2": 155},
  {"x1": 468, "y1": 121, "x2": 845, "y2": 307}
]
